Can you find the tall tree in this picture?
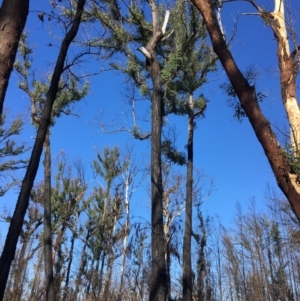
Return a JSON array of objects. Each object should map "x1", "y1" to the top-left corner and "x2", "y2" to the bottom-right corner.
[
  {"x1": 161, "y1": 3, "x2": 216, "y2": 299},
  {"x1": 191, "y1": 0, "x2": 300, "y2": 222},
  {"x1": 14, "y1": 32, "x2": 88, "y2": 301},
  {"x1": 138, "y1": 3, "x2": 169, "y2": 300},
  {"x1": 0, "y1": 0, "x2": 30, "y2": 116},
  {"x1": 0, "y1": 0, "x2": 86, "y2": 298},
  {"x1": 91, "y1": 1, "x2": 171, "y2": 299}
]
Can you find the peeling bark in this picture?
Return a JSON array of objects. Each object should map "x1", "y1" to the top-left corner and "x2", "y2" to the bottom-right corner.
[
  {"x1": 270, "y1": 0, "x2": 300, "y2": 151},
  {"x1": 190, "y1": 0, "x2": 300, "y2": 222}
]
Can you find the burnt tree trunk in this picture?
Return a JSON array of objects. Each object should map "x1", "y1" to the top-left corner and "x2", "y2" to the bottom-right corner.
[
  {"x1": 0, "y1": 1, "x2": 86, "y2": 298},
  {"x1": 0, "y1": 0, "x2": 29, "y2": 115},
  {"x1": 43, "y1": 132, "x2": 55, "y2": 301},
  {"x1": 182, "y1": 95, "x2": 194, "y2": 301},
  {"x1": 138, "y1": 2, "x2": 170, "y2": 301},
  {"x1": 191, "y1": 0, "x2": 300, "y2": 222}
]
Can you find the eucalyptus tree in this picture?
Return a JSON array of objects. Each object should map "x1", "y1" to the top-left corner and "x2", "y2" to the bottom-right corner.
[
  {"x1": 0, "y1": 0, "x2": 87, "y2": 299},
  {"x1": 190, "y1": 0, "x2": 300, "y2": 222},
  {"x1": 0, "y1": 0, "x2": 30, "y2": 116}
]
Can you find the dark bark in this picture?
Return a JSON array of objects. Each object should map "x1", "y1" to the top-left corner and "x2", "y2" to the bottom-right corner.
[
  {"x1": 74, "y1": 227, "x2": 91, "y2": 298},
  {"x1": 191, "y1": 0, "x2": 300, "y2": 222},
  {"x1": 63, "y1": 213, "x2": 78, "y2": 301},
  {"x1": 43, "y1": 133, "x2": 55, "y2": 301},
  {"x1": 0, "y1": 0, "x2": 29, "y2": 116},
  {"x1": 150, "y1": 52, "x2": 166, "y2": 301},
  {"x1": 139, "y1": 3, "x2": 167, "y2": 301},
  {"x1": 148, "y1": 27, "x2": 167, "y2": 301},
  {"x1": 182, "y1": 96, "x2": 194, "y2": 301},
  {"x1": 0, "y1": 1, "x2": 86, "y2": 299}
]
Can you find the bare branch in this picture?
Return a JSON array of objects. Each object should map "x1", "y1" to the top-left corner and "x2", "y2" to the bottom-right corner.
[
  {"x1": 162, "y1": 10, "x2": 170, "y2": 35},
  {"x1": 138, "y1": 47, "x2": 151, "y2": 59}
]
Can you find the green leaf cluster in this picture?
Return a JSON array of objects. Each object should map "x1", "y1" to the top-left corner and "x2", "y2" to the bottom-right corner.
[
  {"x1": 282, "y1": 143, "x2": 300, "y2": 182},
  {"x1": 221, "y1": 67, "x2": 267, "y2": 121},
  {"x1": 0, "y1": 114, "x2": 28, "y2": 196},
  {"x1": 15, "y1": 33, "x2": 89, "y2": 127}
]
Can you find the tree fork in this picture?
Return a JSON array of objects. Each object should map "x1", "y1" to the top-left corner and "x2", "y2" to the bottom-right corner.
[{"x1": 138, "y1": 3, "x2": 170, "y2": 301}]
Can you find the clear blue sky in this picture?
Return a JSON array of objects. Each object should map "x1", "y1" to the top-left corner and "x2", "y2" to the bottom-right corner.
[{"x1": 1, "y1": 0, "x2": 299, "y2": 240}]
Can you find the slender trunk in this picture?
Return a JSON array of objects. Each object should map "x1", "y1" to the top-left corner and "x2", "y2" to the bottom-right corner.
[
  {"x1": 10, "y1": 237, "x2": 29, "y2": 301},
  {"x1": 29, "y1": 250, "x2": 44, "y2": 301},
  {"x1": 43, "y1": 133, "x2": 55, "y2": 301},
  {"x1": 98, "y1": 253, "x2": 106, "y2": 298},
  {"x1": 74, "y1": 228, "x2": 91, "y2": 299},
  {"x1": 196, "y1": 212, "x2": 206, "y2": 301},
  {"x1": 183, "y1": 95, "x2": 194, "y2": 301},
  {"x1": 52, "y1": 220, "x2": 67, "y2": 263},
  {"x1": 103, "y1": 254, "x2": 114, "y2": 300},
  {"x1": 62, "y1": 212, "x2": 79, "y2": 301},
  {"x1": 150, "y1": 53, "x2": 166, "y2": 301},
  {"x1": 119, "y1": 173, "x2": 130, "y2": 300},
  {"x1": 138, "y1": 3, "x2": 170, "y2": 300},
  {"x1": 0, "y1": 0, "x2": 29, "y2": 116},
  {"x1": 163, "y1": 192, "x2": 171, "y2": 301},
  {"x1": 0, "y1": 1, "x2": 86, "y2": 298},
  {"x1": 191, "y1": 0, "x2": 300, "y2": 222}
]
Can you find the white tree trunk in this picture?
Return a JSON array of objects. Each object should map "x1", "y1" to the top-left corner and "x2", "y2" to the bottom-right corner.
[{"x1": 272, "y1": 0, "x2": 300, "y2": 152}]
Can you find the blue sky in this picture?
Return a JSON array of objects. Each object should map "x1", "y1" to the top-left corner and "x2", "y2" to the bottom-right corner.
[{"x1": 1, "y1": 0, "x2": 299, "y2": 240}]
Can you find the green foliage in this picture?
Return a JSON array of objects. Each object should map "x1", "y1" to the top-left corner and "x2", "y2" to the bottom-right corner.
[
  {"x1": 162, "y1": 139, "x2": 186, "y2": 166},
  {"x1": 15, "y1": 33, "x2": 89, "y2": 127},
  {"x1": 281, "y1": 143, "x2": 300, "y2": 181},
  {"x1": 221, "y1": 67, "x2": 267, "y2": 121},
  {"x1": 0, "y1": 114, "x2": 28, "y2": 196},
  {"x1": 90, "y1": 1, "x2": 217, "y2": 168},
  {"x1": 162, "y1": 1, "x2": 217, "y2": 111},
  {"x1": 93, "y1": 147, "x2": 127, "y2": 185}
]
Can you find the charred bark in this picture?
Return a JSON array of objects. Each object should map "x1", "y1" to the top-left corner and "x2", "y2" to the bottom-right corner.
[
  {"x1": 0, "y1": 1, "x2": 86, "y2": 298},
  {"x1": 138, "y1": 2, "x2": 169, "y2": 301},
  {"x1": 0, "y1": 0, "x2": 29, "y2": 115},
  {"x1": 43, "y1": 133, "x2": 55, "y2": 301},
  {"x1": 182, "y1": 95, "x2": 194, "y2": 301}
]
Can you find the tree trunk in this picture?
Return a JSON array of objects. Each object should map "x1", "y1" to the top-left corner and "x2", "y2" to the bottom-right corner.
[
  {"x1": 182, "y1": 95, "x2": 194, "y2": 301},
  {"x1": 0, "y1": 1, "x2": 86, "y2": 298},
  {"x1": 74, "y1": 226, "x2": 91, "y2": 299},
  {"x1": 43, "y1": 133, "x2": 55, "y2": 301},
  {"x1": 149, "y1": 49, "x2": 166, "y2": 300},
  {"x1": 63, "y1": 211, "x2": 79, "y2": 301},
  {"x1": 118, "y1": 171, "x2": 130, "y2": 300},
  {"x1": 0, "y1": 0, "x2": 29, "y2": 116},
  {"x1": 191, "y1": 0, "x2": 300, "y2": 222},
  {"x1": 137, "y1": 2, "x2": 169, "y2": 300},
  {"x1": 259, "y1": 0, "x2": 300, "y2": 153}
]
